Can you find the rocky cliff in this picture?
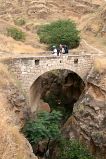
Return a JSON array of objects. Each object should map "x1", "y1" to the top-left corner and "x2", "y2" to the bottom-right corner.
[{"x1": 63, "y1": 57, "x2": 106, "y2": 159}]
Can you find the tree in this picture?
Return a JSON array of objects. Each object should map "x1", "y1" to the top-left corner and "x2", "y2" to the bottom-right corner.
[
  {"x1": 22, "y1": 110, "x2": 62, "y2": 145},
  {"x1": 37, "y1": 20, "x2": 80, "y2": 49}
]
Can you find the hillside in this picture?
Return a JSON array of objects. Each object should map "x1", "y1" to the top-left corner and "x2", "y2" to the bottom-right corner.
[
  {"x1": 0, "y1": 0, "x2": 103, "y2": 21},
  {"x1": 80, "y1": 3, "x2": 106, "y2": 52},
  {"x1": 0, "y1": 0, "x2": 105, "y2": 54},
  {"x1": 0, "y1": 1, "x2": 106, "y2": 159}
]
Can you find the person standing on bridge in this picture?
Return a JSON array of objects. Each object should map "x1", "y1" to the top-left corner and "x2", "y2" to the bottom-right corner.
[
  {"x1": 59, "y1": 44, "x2": 63, "y2": 54},
  {"x1": 52, "y1": 46, "x2": 57, "y2": 56},
  {"x1": 57, "y1": 47, "x2": 61, "y2": 56},
  {"x1": 59, "y1": 44, "x2": 68, "y2": 54},
  {"x1": 64, "y1": 45, "x2": 69, "y2": 54}
]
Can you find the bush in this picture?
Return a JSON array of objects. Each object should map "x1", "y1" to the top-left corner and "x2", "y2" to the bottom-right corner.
[
  {"x1": 57, "y1": 139, "x2": 94, "y2": 159},
  {"x1": 14, "y1": 18, "x2": 26, "y2": 26},
  {"x1": 37, "y1": 20, "x2": 80, "y2": 49},
  {"x1": 22, "y1": 110, "x2": 62, "y2": 145},
  {"x1": 7, "y1": 27, "x2": 26, "y2": 41}
]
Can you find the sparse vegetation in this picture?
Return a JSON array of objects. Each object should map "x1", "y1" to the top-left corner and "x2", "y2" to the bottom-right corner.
[
  {"x1": 14, "y1": 18, "x2": 26, "y2": 26},
  {"x1": 37, "y1": 20, "x2": 80, "y2": 49},
  {"x1": 7, "y1": 27, "x2": 26, "y2": 41},
  {"x1": 57, "y1": 139, "x2": 94, "y2": 159}
]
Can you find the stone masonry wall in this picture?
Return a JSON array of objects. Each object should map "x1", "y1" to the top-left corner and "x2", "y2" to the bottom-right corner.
[{"x1": 5, "y1": 54, "x2": 93, "y2": 100}]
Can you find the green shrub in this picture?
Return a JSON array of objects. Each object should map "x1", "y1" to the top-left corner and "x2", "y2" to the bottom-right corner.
[
  {"x1": 43, "y1": 93, "x2": 72, "y2": 122},
  {"x1": 14, "y1": 18, "x2": 26, "y2": 26},
  {"x1": 37, "y1": 20, "x2": 80, "y2": 49},
  {"x1": 22, "y1": 110, "x2": 62, "y2": 145},
  {"x1": 57, "y1": 139, "x2": 94, "y2": 159},
  {"x1": 7, "y1": 27, "x2": 26, "y2": 41}
]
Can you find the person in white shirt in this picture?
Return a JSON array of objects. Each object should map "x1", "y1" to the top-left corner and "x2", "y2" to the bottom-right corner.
[
  {"x1": 59, "y1": 44, "x2": 65, "y2": 54},
  {"x1": 52, "y1": 46, "x2": 57, "y2": 56}
]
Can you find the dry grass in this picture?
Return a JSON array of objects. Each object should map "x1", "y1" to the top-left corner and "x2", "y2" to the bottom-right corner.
[
  {"x1": 93, "y1": 57, "x2": 106, "y2": 91},
  {"x1": 80, "y1": 4, "x2": 106, "y2": 54},
  {"x1": 0, "y1": 18, "x2": 45, "y2": 56},
  {"x1": 0, "y1": 115, "x2": 36, "y2": 159},
  {"x1": 82, "y1": 33, "x2": 106, "y2": 54},
  {"x1": 94, "y1": 57, "x2": 106, "y2": 73},
  {"x1": 0, "y1": 63, "x2": 37, "y2": 159},
  {"x1": 0, "y1": 91, "x2": 37, "y2": 159},
  {"x1": 0, "y1": 63, "x2": 14, "y2": 87},
  {"x1": 0, "y1": 34, "x2": 44, "y2": 55}
]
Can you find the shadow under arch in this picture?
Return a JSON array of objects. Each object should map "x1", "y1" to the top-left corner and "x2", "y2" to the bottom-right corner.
[{"x1": 30, "y1": 69, "x2": 85, "y2": 119}]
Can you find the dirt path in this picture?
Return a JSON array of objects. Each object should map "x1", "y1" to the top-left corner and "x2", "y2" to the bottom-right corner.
[{"x1": 82, "y1": 39, "x2": 104, "y2": 55}]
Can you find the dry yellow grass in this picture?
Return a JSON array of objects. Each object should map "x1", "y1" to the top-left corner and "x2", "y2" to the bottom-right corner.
[
  {"x1": 0, "y1": 63, "x2": 14, "y2": 87},
  {"x1": 0, "y1": 63, "x2": 37, "y2": 159},
  {"x1": 0, "y1": 91, "x2": 37, "y2": 159},
  {"x1": 0, "y1": 34, "x2": 44, "y2": 55},
  {"x1": 81, "y1": 32, "x2": 106, "y2": 54},
  {"x1": 94, "y1": 57, "x2": 106, "y2": 73},
  {"x1": 93, "y1": 58, "x2": 106, "y2": 91}
]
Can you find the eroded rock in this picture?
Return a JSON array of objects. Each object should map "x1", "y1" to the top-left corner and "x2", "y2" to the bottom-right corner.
[{"x1": 64, "y1": 64, "x2": 106, "y2": 159}]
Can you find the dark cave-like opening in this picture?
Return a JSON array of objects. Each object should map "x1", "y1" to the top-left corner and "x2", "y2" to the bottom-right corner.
[{"x1": 30, "y1": 69, "x2": 85, "y2": 121}]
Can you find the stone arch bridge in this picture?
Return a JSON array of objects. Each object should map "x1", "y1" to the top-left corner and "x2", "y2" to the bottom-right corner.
[{"x1": 5, "y1": 54, "x2": 93, "y2": 97}]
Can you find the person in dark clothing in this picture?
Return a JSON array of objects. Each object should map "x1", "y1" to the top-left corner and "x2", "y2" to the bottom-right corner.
[
  {"x1": 59, "y1": 44, "x2": 63, "y2": 53},
  {"x1": 64, "y1": 45, "x2": 69, "y2": 54},
  {"x1": 57, "y1": 47, "x2": 60, "y2": 56}
]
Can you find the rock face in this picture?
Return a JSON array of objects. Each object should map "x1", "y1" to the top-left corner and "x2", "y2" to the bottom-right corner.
[
  {"x1": 38, "y1": 100, "x2": 51, "y2": 112},
  {"x1": 64, "y1": 58, "x2": 106, "y2": 159},
  {"x1": 7, "y1": 84, "x2": 31, "y2": 125}
]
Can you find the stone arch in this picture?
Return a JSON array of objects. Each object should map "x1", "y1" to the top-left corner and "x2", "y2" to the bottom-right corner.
[
  {"x1": 30, "y1": 69, "x2": 85, "y2": 114},
  {"x1": 28, "y1": 60, "x2": 87, "y2": 89},
  {"x1": 5, "y1": 55, "x2": 92, "y2": 102}
]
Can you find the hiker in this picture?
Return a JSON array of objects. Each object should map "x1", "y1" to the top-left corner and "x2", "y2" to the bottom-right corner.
[
  {"x1": 52, "y1": 46, "x2": 57, "y2": 56},
  {"x1": 61, "y1": 45, "x2": 65, "y2": 54},
  {"x1": 57, "y1": 47, "x2": 60, "y2": 56},
  {"x1": 59, "y1": 44, "x2": 65, "y2": 54},
  {"x1": 59, "y1": 44, "x2": 63, "y2": 53},
  {"x1": 64, "y1": 45, "x2": 69, "y2": 54}
]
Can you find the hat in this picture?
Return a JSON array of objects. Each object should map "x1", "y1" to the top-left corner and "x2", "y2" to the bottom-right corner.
[{"x1": 53, "y1": 45, "x2": 56, "y2": 48}]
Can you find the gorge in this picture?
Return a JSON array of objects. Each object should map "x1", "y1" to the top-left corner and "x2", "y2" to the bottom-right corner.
[
  {"x1": 0, "y1": 1, "x2": 106, "y2": 159},
  {"x1": 4, "y1": 54, "x2": 106, "y2": 159}
]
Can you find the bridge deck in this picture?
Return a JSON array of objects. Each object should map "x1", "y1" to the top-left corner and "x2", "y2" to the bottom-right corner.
[{"x1": 8, "y1": 54, "x2": 92, "y2": 60}]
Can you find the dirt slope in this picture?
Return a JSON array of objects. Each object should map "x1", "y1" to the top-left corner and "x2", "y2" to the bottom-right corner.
[
  {"x1": 0, "y1": 63, "x2": 37, "y2": 159},
  {"x1": 80, "y1": 3, "x2": 106, "y2": 53},
  {"x1": 0, "y1": 0, "x2": 105, "y2": 54},
  {"x1": 0, "y1": 0, "x2": 103, "y2": 21}
]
